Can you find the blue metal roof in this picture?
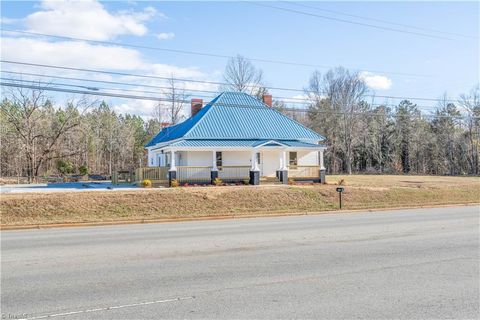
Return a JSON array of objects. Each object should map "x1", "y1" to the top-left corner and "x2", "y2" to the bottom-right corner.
[
  {"x1": 157, "y1": 139, "x2": 325, "y2": 149},
  {"x1": 169, "y1": 139, "x2": 259, "y2": 148},
  {"x1": 146, "y1": 92, "x2": 325, "y2": 147}
]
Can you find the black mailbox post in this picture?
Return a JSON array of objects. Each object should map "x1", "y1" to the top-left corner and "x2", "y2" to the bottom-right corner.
[{"x1": 336, "y1": 187, "x2": 344, "y2": 209}]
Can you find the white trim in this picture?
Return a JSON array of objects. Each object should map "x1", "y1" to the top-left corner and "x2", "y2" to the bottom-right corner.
[
  {"x1": 280, "y1": 150, "x2": 288, "y2": 170},
  {"x1": 319, "y1": 149, "x2": 326, "y2": 170},
  {"x1": 253, "y1": 140, "x2": 289, "y2": 148},
  {"x1": 211, "y1": 150, "x2": 218, "y2": 171},
  {"x1": 251, "y1": 151, "x2": 260, "y2": 171},
  {"x1": 169, "y1": 150, "x2": 177, "y2": 171}
]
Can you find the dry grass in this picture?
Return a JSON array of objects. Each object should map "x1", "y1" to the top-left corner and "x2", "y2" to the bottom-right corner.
[
  {"x1": 1, "y1": 175, "x2": 479, "y2": 226},
  {"x1": 327, "y1": 174, "x2": 479, "y2": 188}
]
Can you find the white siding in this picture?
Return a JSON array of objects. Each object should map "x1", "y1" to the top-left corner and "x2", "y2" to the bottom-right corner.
[
  {"x1": 222, "y1": 151, "x2": 251, "y2": 166},
  {"x1": 297, "y1": 150, "x2": 318, "y2": 166},
  {"x1": 184, "y1": 151, "x2": 211, "y2": 166}
]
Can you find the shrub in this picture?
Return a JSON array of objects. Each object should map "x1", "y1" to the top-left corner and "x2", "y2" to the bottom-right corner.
[
  {"x1": 78, "y1": 165, "x2": 89, "y2": 176},
  {"x1": 213, "y1": 177, "x2": 223, "y2": 186},
  {"x1": 142, "y1": 179, "x2": 152, "y2": 188},
  {"x1": 170, "y1": 179, "x2": 179, "y2": 188},
  {"x1": 57, "y1": 159, "x2": 74, "y2": 175},
  {"x1": 243, "y1": 179, "x2": 250, "y2": 185}
]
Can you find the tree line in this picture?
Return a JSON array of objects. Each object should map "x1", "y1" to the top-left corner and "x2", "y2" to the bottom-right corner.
[
  {"x1": 303, "y1": 68, "x2": 480, "y2": 176},
  {"x1": 0, "y1": 92, "x2": 158, "y2": 182},
  {"x1": 1, "y1": 57, "x2": 479, "y2": 181}
]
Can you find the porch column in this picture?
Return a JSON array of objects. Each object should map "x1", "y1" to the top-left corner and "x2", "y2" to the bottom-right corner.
[
  {"x1": 168, "y1": 150, "x2": 177, "y2": 187},
  {"x1": 249, "y1": 150, "x2": 260, "y2": 185},
  {"x1": 277, "y1": 150, "x2": 288, "y2": 184},
  {"x1": 211, "y1": 150, "x2": 219, "y2": 184},
  {"x1": 319, "y1": 149, "x2": 326, "y2": 184},
  {"x1": 147, "y1": 149, "x2": 154, "y2": 167}
]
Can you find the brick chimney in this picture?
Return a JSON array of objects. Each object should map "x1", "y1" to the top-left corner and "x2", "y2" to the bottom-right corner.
[
  {"x1": 262, "y1": 94, "x2": 272, "y2": 107},
  {"x1": 191, "y1": 98, "x2": 203, "y2": 117}
]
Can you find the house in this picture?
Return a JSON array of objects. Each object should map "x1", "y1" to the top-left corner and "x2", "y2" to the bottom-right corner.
[{"x1": 143, "y1": 91, "x2": 326, "y2": 186}]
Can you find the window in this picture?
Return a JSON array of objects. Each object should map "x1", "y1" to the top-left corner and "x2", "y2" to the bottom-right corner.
[
  {"x1": 216, "y1": 151, "x2": 223, "y2": 169},
  {"x1": 289, "y1": 152, "x2": 298, "y2": 168},
  {"x1": 256, "y1": 152, "x2": 261, "y2": 165}
]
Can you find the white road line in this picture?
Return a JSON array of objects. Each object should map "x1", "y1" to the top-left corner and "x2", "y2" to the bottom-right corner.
[{"x1": 21, "y1": 296, "x2": 194, "y2": 319}]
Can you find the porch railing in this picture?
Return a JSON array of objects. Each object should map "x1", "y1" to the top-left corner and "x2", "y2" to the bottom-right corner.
[
  {"x1": 288, "y1": 165, "x2": 320, "y2": 178},
  {"x1": 135, "y1": 167, "x2": 169, "y2": 182},
  {"x1": 177, "y1": 166, "x2": 212, "y2": 183},
  {"x1": 218, "y1": 166, "x2": 251, "y2": 181}
]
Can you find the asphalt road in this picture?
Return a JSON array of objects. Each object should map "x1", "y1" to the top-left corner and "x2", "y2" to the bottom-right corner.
[{"x1": 2, "y1": 206, "x2": 479, "y2": 319}]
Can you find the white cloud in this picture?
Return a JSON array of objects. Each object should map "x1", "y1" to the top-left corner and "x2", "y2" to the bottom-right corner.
[
  {"x1": 1, "y1": 37, "x2": 211, "y2": 76},
  {"x1": 360, "y1": 72, "x2": 392, "y2": 90},
  {"x1": 0, "y1": 17, "x2": 18, "y2": 24},
  {"x1": 2, "y1": 37, "x2": 145, "y2": 70},
  {"x1": 24, "y1": 0, "x2": 157, "y2": 40},
  {"x1": 156, "y1": 32, "x2": 175, "y2": 40},
  {"x1": 1, "y1": 35, "x2": 218, "y2": 117}
]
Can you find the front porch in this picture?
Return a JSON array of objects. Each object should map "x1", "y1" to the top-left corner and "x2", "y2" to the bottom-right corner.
[{"x1": 138, "y1": 145, "x2": 326, "y2": 186}]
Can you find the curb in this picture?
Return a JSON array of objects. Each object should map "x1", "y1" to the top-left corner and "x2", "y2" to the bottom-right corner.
[{"x1": 1, "y1": 203, "x2": 478, "y2": 231}]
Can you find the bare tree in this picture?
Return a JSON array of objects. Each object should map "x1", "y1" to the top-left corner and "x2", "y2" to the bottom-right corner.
[
  {"x1": 222, "y1": 55, "x2": 266, "y2": 98},
  {"x1": 307, "y1": 68, "x2": 368, "y2": 174},
  {"x1": 459, "y1": 86, "x2": 480, "y2": 175},
  {"x1": 1, "y1": 84, "x2": 93, "y2": 182},
  {"x1": 154, "y1": 75, "x2": 189, "y2": 125}
]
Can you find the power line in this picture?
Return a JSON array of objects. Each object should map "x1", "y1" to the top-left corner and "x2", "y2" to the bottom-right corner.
[
  {"x1": 1, "y1": 82, "x2": 173, "y2": 103},
  {"x1": 0, "y1": 71, "x2": 447, "y2": 113},
  {"x1": 0, "y1": 70, "x2": 222, "y2": 96},
  {"x1": 0, "y1": 77, "x2": 218, "y2": 100},
  {"x1": 2, "y1": 82, "x2": 475, "y2": 120},
  {"x1": 0, "y1": 76, "x2": 441, "y2": 111},
  {"x1": 0, "y1": 70, "x2": 369, "y2": 107},
  {"x1": 1, "y1": 29, "x2": 431, "y2": 78},
  {"x1": 282, "y1": 108, "x2": 472, "y2": 120},
  {"x1": 1, "y1": 60, "x2": 462, "y2": 103},
  {"x1": 281, "y1": 1, "x2": 476, "y2": 39},
  {"x1": 245, "y1": 1, "x2": 454, "y2": 41}
]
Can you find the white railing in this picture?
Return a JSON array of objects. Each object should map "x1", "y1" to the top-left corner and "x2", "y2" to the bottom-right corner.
[
  {"x1": 177, "y1": 166, "x2": 212, "y2": 183},
  {"x1": 288, "y1": 165, "x2": 320, "y2": 178},
  {"x1": 218, "y1": 166, "x2": 251, "y2": 181}
]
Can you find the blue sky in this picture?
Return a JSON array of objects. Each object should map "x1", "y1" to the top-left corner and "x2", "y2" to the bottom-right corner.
[{"x1": 1, "y1": 1, "x2": 478, "y2": 116}]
